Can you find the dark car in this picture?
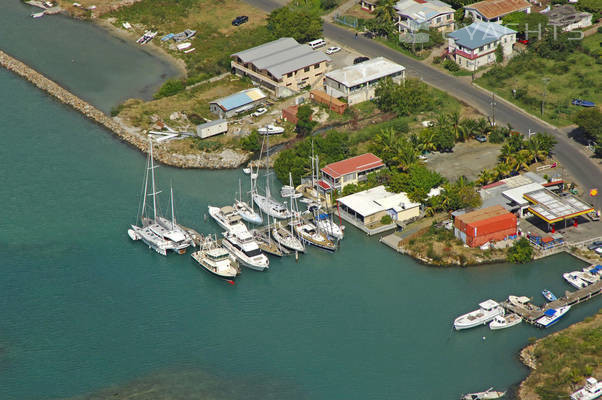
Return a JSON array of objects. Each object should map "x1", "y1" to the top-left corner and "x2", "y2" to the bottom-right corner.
[
  {"x1": 362, "y1": 31, "x2": 374, "y2": 39},
  {"x1": 353, "y1": 56, "x2": 370, "y2": 64},
  {"x1": 232, "y1": 16, "x2": 248, "y2": 26},
  {"x1": 475, "y1": 135, "x2": 487, "y2": 143},
  {"x1": 587, "y1": 240, "x2": 602, "y2": 250}
]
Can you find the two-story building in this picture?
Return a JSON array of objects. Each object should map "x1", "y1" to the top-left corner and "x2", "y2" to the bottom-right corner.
[
  {"x1": 464, "y1": 0, "x2": 530, "y2": 23},
  {"x1": 323, "y1": 57, "x2": 405, "y2": 105},
  {"x1": 447, "y1": 22, "x2": 517, "y2": 70},
  {"x1": 394, "y1": 0, "x2": 455, "y2": 33},
  {"x1": 319, "y1": 153, "x2": 385, "y2": 193},
  {"x1": 230, "y1": 37, "x2": 330, "y2": 98},
  {"x1": 547, "y1": 5, "x2": 592, "y2": 32}
]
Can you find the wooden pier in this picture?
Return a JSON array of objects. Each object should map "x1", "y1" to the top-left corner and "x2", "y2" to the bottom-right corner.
[{"x1": 501, "y1": 279, "x2": 602, "y2": 327}]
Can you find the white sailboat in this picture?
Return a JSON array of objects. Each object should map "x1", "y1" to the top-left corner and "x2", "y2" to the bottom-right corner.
[
  {"x1": 233, "y1": 177, "x2": 262, "y2": 225},
  {"x1": 272, "y1": 173, "x2": 305, "y2": 253},
  {"x1": 128, "y1": 139, "x2": 190, "y2": 255},
  {"x1": 253, "y1": 133, "x2": 291, "y2": 219}
]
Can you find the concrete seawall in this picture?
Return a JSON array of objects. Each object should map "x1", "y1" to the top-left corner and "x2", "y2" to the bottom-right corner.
[{"x1": 0, "y1": 50, "x2": 249, "y2": 169}]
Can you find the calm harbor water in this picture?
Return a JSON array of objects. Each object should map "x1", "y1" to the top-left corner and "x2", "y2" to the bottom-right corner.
[
  {"x1": 1, "y1": 4, "x2": 601, "y2": 400},
  {"x1": 0, "y1": 1, "x2": 181, "y2": 113}
]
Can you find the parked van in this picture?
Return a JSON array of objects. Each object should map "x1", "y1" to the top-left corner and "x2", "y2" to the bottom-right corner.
[{"x1": 308, "y1": 38, "x2": 326, "y2": 49}]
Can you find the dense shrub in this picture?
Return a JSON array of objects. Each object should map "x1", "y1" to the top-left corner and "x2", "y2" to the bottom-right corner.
[
  {"x1": 154, "y1": 79, "x2": 185, "y2": 99},
  {"x1": 506, "y1": 238, "x2": 534, "y2": 263},
  {"x1": 443, "y1": 59, "x2": 460, "y2": 72}
]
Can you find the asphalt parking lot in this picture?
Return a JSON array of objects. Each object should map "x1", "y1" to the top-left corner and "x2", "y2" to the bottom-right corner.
[{"x1": 321, "y1": 39, "x2": 366, "y2": 70}]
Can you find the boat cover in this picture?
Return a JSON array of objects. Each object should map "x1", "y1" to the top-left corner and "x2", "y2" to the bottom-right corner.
[{"x1": 544, "y1": 309, "x2": 556, "y2": 317}]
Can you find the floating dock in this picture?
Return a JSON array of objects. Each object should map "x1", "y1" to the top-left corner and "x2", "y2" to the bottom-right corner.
[{"x1": 502, "y1": 279, "x2": 602, "y2": 327}]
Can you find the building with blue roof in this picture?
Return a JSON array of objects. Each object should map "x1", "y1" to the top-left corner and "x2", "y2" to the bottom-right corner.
[
  {"x1": 209, "y1": 88, "x2": 267, "y2": 119},
  {"x1": 447, "y1": 22, "x2": 517, "y2": 71}
]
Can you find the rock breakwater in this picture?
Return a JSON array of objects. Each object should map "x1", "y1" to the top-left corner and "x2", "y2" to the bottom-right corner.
[{"x1": 0, "y1": 50, "x2": 250, "y2": 169}]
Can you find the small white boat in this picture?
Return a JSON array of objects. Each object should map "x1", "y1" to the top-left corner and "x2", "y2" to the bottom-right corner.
[
  {"x1": 454, "y1": 300, "x2": 504, "y2": 330},
  {"x1": 32, "y1": 11, "x2": 45, "y2": 18},
  {"x1": 281, "y1": 185, "x2": 300, "y2": 198},
  {"x1": 176, "y1": 42, "x2": 192, "y2": 51},
  {"x1": 257, "y1": 124, "x2": 285, "y2": 135},
  {"x1": 542, "y1": 289, "x2": 557, "y2": 302},
  {"x1": 122, "y1": 22, "x2": 132, "y2": 29},
  {"x1": 578, "y1": 269, "x2": 600, "y2": 284},
  {"x1": 536, "y1": 305, "x2": 571, "y2": 328},
  {"x1": 570, "y1": 377, "x2": 602, "y2": 400},
  {"x1": 243, "y1": 167, "x2": 251, "y2": 174},
  {"x1": 489, "y1": 313, "x2": 522, "y2": 330},
  {"x1": 462, "y1": 387, "x2": 506, "y2": 400},
  {"x1": 315, "y1": 215, "x2": 344, "y2": 240},
  {"x1": 563, "y1": 271, "x2": 589, "y2": 289}
]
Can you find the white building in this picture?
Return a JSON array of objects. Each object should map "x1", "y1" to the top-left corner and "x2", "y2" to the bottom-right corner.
[
  {"x1": 323, "y1": 57, "x2": 405, "y2": 105},
  {"x1": 337, "y1": 185, "x2": 420, "y2": 232},
  {"x1": 447, "y1": 22, "x2": 516, "y2": 70},
  {"x1": 546, "y1": 5, "x2": 592, "y2": 32},
  {"x1": 394, "y1": 0, "x2": 455, "y2": 33},
  {"x1": 196, "y1": 119, "x2": 228, "y2": 139}
]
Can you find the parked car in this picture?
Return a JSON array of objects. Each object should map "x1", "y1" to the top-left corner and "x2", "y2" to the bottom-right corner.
[
  {"x1": 251, "y1": 107, "x2": 267, "y2": 117},
  {"x1": 353, "y1": 56, "x2": 369, "y2": 64},
  {"x1": 517, "y1": 38, "x2": 529, "y2": 45},
  {"x1": 475, "y1": 135, "x2": 487, "y2": 143},
  {"x1": 596, "y1": 247, "x2": 602, "y2": 255},
  {"x1": 587, "y1": 240, "x2": 602, "y2": 250},
  {"x1": 232, "y1": 16, "x2": 248, "y2": 26},
  {"x1": 326, "y1": 46, "x2": 341, "y2": 55}
]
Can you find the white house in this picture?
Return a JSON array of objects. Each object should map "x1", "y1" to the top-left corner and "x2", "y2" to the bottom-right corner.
[
  {"x1": 394, "y1": 0, "x2": 455, "y2": 33},
  {"x1": 447, "y1": 22, "x2": 517, "y2": 70},
  {"x1": 196, "y1": 119, "x2": 228, "y2": 139},
  {"x1": 323, "y1": 57, "x2": 405, "y2": 105}
]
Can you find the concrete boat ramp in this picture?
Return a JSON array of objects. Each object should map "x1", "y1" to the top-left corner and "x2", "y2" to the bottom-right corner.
[{"x1": 502, "y1": 279, "x2": 602, "y2": 327}]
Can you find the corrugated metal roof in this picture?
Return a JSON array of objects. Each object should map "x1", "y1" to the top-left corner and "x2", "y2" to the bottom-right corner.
[
  {"x1": 321, "y1": 153, "x2": 384, "y2": 178},
  {"x1": 198, "y1": 119, "x2": 227, "y2": 129},
  {"x1": 466, "y1": 0, "x2": 530, "y2": 19},
  {"x1": 232, "y1": 37, "x2": 330, "y2": 80},
  {"x1": 211, "y1": 88, "x2": 266, "y2": 111},
  {"x1": 448, "y1": 22, "x2": 516, "y2": 50},
  {"x1": 395, "y1": 0, "x2": 454, "y2": 21},
  {"x1": 325, "y1": 57, "x2": 405, "y2": 88}
]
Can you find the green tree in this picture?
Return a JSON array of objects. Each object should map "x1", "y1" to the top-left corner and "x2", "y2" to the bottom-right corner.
[
  {"x1": 572, "y1": 108, "x2": 602, "y2": 157},
  {"x1": 495, "y1": 45, "x2": 504, "y2": 63},
  {"x1": 434, "y1": 128, "x2": 455, "y2": 152},
  {"x1": 374, "y1": 78, "x2": 434, "y2": 116},
  {"x1": 240, "y1": 130, "x2": 261, "y2": 152},
  {"x1": 320, "y1": 0, "x2": 338, "y2": 10},
  {"x1": 296, "y1": 104, "x2": 317, "y2": 137},
  {"x1": 386, "y1": 165, "x2": 445, "y2": 201},
  {"x1": 502, "y1": 12, "x2": 548, "y2": 38},
  {"x1": 476, "y1": 168, "x2": 496, "y2": 186},
  {"x1": 534, "y1": 30, "x2": 577, "y2": 60},
  {"x1": 154, "y1": 78, "x2": 185, "y2": 99},
  {"x1": 267, "y1": 6, "x2": 323, "y2": 43},
  {"x1": 506, "y1": 238, "x2": 533, "y2": 263},
  {"x1": 380, "y1": 214, "x2": 393, "y2": 225}
]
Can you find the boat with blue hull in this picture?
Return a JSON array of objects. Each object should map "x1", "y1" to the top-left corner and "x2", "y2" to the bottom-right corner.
[{"x1": 542, "y1": 289, "x2": 557, "y2": 302}]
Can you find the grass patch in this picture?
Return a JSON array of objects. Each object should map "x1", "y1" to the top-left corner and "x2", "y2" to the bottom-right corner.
[
  {"x1": 476, "y1": 37, "x2": 602, "y2": 127},
  {"x1": 521, "y1": 311, "x2": 602, "y2": 400},
  {"x1": 375, "y1": 37, "x2": 431, "y2": 60}
]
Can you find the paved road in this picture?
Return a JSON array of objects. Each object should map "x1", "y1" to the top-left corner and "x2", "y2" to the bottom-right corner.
[{"x1": 244, "y1": 0, "x2": 602, "y2": 208}]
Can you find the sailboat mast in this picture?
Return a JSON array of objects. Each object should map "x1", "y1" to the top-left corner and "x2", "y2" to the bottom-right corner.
[
  {"x1": 311, "y1": 140, "x2": 315, "y2": 189},
  {"x1": 149, "y1": 139, "x2": 158, "y2": 222},
  {"x1": 141, "y1": 150, "x2": 150, "y2": 220},
  {"x1": 265, "y1": 132, "x2": 271, "y2": 199},
  {"x1": 170, "y1": 185, "x2": 176, "y2": 229}
]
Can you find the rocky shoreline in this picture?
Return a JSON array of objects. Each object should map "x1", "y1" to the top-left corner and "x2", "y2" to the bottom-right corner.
[{"x1": 0, "y1": 50, "x2": 250, "y2": 169}]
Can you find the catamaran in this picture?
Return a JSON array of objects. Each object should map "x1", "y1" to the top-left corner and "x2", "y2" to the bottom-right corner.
[
  {"x1": 454, "y1": 300, "x2": 504, "y2": 330},
  {"x1": 222, "y1": 223, "x2": 269, "y2": 271},
  {"x1": 253, "y1": 132, "x2": 292, "y2": 219},
  {"x1": 128, "y1": 139, "x2": 192, "y2": 255},
  {"x1": 191, "y1": 235, "x2": 239, "y2": 280}
]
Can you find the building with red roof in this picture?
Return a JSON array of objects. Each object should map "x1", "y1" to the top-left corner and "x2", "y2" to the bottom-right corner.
[{"x1": 319, "y1": 153, "x2": 385, "y2": 192}]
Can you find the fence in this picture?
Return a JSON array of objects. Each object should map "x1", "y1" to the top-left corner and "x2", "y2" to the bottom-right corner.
[{"x1": 334, "y1": 14, "x2": 359, "y2": 29}]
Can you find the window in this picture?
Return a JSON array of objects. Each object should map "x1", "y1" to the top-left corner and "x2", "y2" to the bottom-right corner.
[
  {"x1": 304, "y1": 67, "x2": 310, "y2": 72},
  {"x1": 436, "y1": 17, "x2": 441, "y2": 23},
  {"x1": 287, "y1": 72, "x2": 293, "y2": 78},
  {"x1": 314, "y1": 63, "x2": 320, "y2": 69},
  {"x1": 447, "y1": 14, "x2": 451, "y2": 20}
]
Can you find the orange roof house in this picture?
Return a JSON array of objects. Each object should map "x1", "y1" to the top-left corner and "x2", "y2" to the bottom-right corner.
[{"x1": 464, "y1": 0, "x2": 531, "y2": 22}]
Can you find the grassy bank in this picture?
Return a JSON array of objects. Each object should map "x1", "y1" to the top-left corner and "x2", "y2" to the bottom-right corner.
[
  {"x1": 519, "y1": 309, "x2": 602, "y2": 400},
  {"x1": 476, "y1": 33, "x2": 602, "y2": 127}
]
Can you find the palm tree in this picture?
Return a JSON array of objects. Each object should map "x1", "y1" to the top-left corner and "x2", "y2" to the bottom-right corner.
[
  {"x1": 447, "y1": 111, "x2": 466, "y2": 142},
  {"x1": 477, "y1": 168, "x2": 496, "y2": 186},
  {"x1": 513, "y1": 149, "x2": 531, "y2": 172},
  {"x1": 418, "y1": 129, "x2": 437, "y2": 153},
  {"x1": 498, "y1": 143, "x2": 515, "y2": 164},
  {"x1": 373, "y1": 128, "x2": 399, "y2": 166},
  {"x1": 393, "y1": 137, "x2": 419, "y2": 172},
  {"x1": 375, "y1": 0, "x2": 397, "y2": 25},
  {"x1": 494, "y1": 162, "x2": 511, "y2": 180}
]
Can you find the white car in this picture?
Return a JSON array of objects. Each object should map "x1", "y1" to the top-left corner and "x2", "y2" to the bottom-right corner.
[
  {"x1": 325, "y1": 46, "x2": 341, "y2": 55},
  {"x1": 251, "y1": 107, "x2": 267, "y2": 117},
  {"x1": 595, "y1": 247, "x2": 602, "y2": 255}
]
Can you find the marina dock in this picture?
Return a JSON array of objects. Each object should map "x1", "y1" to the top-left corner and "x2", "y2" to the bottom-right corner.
[{"x1": 502, "y1": 279, "x2": 602, "y2": 327}]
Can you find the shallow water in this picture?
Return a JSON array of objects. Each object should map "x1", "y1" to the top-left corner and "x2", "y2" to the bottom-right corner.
[
  {"x1": 0, "y1": 1, "x2": 180, "y2": 112},
  {"x1": 1, "y1": 4, "x2": 601, "y2": 400}
]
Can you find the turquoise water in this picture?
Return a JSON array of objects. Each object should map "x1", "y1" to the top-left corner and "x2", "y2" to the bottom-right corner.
[
  {"x1": 1, "y1": 1, "x2": 180, "y2": 112},
  {"x1": 1, "y1": 6, "x2": 601, "y2": 400}
]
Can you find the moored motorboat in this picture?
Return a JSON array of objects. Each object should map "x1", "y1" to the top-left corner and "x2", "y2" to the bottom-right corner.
[
  {"x1": 191, "y1": 237, "x2": 239, "y2": 280},
  {"x1": 563, "y1": 271, "x2": 589, "y2": 289},
  {"x1": 222, "y1": 224, "x2": 269, "y2": 271},
  {"x1": 578, "y1": 269, "x2": 600, "y2": 284},
  {"x1": 542, "y1": 289, "x2": 557, "y2": 302},
  {"x1": 461, "y1": 387, "x2": 506, "y2": 399},
  {"x1": 536, "y1": 305, "x2": 571, "y2": 328},
  {"x1": 570, "y1": 377, "x2": 602, "y2": 400},
  {"x1": 257, "y1": 124, "x2": 284, "y2": 135},
  {"x1": 208, "y1": 205, "x2": 244, "y2": 232},
  {"x1": 489, "y1": 313, "x2": 521, "y2": 330},
  {"x1": 454, "y1": 300, "x2": 504, "y2": 330}
]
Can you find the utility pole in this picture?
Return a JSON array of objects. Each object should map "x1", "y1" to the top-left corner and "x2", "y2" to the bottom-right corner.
[{"x1": 541, "y1": 77, "x2": 550, "y2": 118}]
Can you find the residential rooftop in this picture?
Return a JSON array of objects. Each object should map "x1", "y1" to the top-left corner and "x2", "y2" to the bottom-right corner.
[
  {"x1": 231, "y1": 37, "x2": 330, "y2": 80},
  {"x1": 325, "y1": 57, "x2": 405, "y2": 88},
  {"x1": 448, "y1": 22, "x2": 517, "y2": 49},
  {"x1": 394, "y1": 0, "x2": 454, "y2": 22},
  {"x1": 546, "y1": 4, "x2": 592, "y2": 27},
  {"x1": 465, "y1": 0, "x2": 530, "y2": 19},
  {"x1": 321, "y1": 153, "x2": 384, "y2": 179}
]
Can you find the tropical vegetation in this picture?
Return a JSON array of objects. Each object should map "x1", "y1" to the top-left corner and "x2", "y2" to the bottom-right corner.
[
  {"x1": 572, "y1": 107, "x2": 602, "y2": 157},
  {"x1": 506, "y1": 237, "x2": 533, "y2": 263}
]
